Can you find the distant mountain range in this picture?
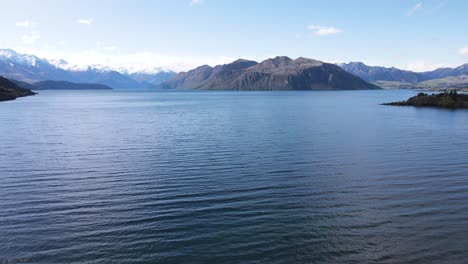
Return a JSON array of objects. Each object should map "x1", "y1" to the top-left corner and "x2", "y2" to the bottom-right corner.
[
  {"x1": 2, "y1": 49, "x2": 468, "y2": 91},
  {"x1": 422, "y1": 64, "x2": 468, "y2": 79},
  {"x1": 0, "y1": 49, "x2": 175, "y2": 89},
  {"x1": 32, "y1": 80, "x2": 112, "y2": 90},
  {"x1": 129, "y1": 70, "x2": 176, "y2": 87},
  {"x1": 338, "y1": 62, "x2": 430, "y2": 84},
  {"x1": 339, "y1": 61, "x2": 468, "y2": 90},
  {"x1": 159, "y1": 56, "x2": 380, "y2": 90}
]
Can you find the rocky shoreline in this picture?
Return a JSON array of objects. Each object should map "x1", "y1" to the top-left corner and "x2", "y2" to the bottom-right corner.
[{"x1": 0, "y1": 76, "x2": 36, "y2": 102}]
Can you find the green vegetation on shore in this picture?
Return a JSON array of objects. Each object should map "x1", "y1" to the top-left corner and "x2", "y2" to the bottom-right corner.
[{"x1": 383, "y1": 90, "x2": 468, "y2": 109}]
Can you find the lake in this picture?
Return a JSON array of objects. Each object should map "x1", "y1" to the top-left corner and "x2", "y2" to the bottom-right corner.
[{"x1": 1, "y1": 90, "x2": 468, "y2": 263}]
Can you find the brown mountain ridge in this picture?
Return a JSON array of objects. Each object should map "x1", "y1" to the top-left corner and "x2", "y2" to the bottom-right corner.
[{"x1": 158, "y1": 56, "x2": 380, "y2": 90}]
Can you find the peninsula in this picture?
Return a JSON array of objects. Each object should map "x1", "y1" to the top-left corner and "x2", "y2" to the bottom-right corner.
[
  {"x1": 383, "y1": 90, "x2": 468, "y2": 109},
  {"x1": 0, "y1": 76, "x2": 36, "y2": 102}
]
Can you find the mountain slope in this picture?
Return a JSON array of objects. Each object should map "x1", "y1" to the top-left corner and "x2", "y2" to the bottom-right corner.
[
  {"x1": 128, "y1": 68, "x2": 175, "y2": 86},
  {"x1": 65, "y1": 68, "x2": 143, "y2": 89},
  {"x1": 0, "y1": 76, "x2": 36, "y2": 102},
  {"x1": 11, "y1": 79, "x2": 39, "y2": 90},
  {"x1": 416, "y1": 75, "x2": 468, "y2": 90},
  {"x1": 33, "y1": 80, "x2": 112, "y2": 90},
  {"x1": 160, "y1": 57, "x2": 380, "y2": 90},
  {"x1": 0, "y1": 49, "x2": 70, "y2": 83},
  {"x1": 423, "y1": 64, "x2": 468, "y2": 79},
  {"x1": 339, "y1": 62, "x2": 429, "y2": 83}
]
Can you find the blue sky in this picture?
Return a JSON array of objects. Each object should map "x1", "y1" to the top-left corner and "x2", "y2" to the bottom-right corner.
[{"x1": 0, "y1": 0, "x2": 467, "y2": 71}]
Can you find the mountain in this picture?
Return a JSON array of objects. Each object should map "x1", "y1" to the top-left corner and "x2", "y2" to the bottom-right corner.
[
  {"x1": 65, "y1": 67, "x2": 144, "y2": 89},
  {"x1": 0, "y1": 49, "x2": 70, "y2": 83},
  {"x1": 339, "y1": 62, "x2": 429, "y2": 83},
  {"x1": 0, "y1": 49, "x2": 169, "y2": 89},
  {"x1": 11, "y1": 79, "x2": 39, "y2": 90},
  {"x1": 33, "y1": 80, "x2": 112, "y2": 90},
  {"x1": 128, "y1": 68, "x2": 175, "y2": 86},
  {"x1": 159, "y1": 57, "x2": 380, "y2": 90},
  {"x1": 0, "y1": 76, "x2": 36, "y2": 102},
  {"x1": 338, "y1": 61, "x2": 468, "y2": 90},
  {"x1": 423, "y1": 64, "x2": 468, "y2": 79},
  {"x1": 416, "y1": 75, "x2": 468, "y2": 90},
  {"x1": 4, "y1": 48, "x2": 466, "y2": 91},
  {"x1": 12, "y1": 76, "x2": 113, "y2": 91}
]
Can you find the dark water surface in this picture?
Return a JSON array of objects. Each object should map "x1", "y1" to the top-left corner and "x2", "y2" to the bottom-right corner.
[{"x1": 1, "y1": 90, "x2": 468, "y2": 263}]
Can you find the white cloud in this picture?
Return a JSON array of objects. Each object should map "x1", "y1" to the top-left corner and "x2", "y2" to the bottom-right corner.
[
  {"x1": 428, "y1": 0, "x2": 447, "y2": 14},
  {"x1": 21, "y1": 33, "x2": 40, "y2": 44},
  {"x1": 407, "y1": 2, "x2": 423, "y2": 16},
  {"x1": 15, "y1": 20, "x2": 40, "y2": 44},
  {"x1": 16, "y1": 20, "x2": 31, "y2": 27},
  {"x1": 16, "y1": 21, "x2": 40, "y2": 44},
  {"x1": 103, "y1": 46, "x2": 117, "y2": 51},
  {"x1": 77, "y1": 18, "x2": 93, "y2": 25},
  {"x1": 190, "y1": 0, "x2": 203, "y2": 6},
  {"x1": 96, "y1": 41, "x2": 118, "y2": 52},
  {"x1": 308, "y1": 25, "x2": 342, "y2": 36},
  {"x1": 459, "y1": 46, "x2": 468, "y2": 57}
]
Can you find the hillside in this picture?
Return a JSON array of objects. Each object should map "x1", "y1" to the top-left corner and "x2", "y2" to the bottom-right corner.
[
  {"x1": 423, "y1": 64, "x2": 468, "y2": 79},
  {"x1": 11, "y1": 79, "x2": 39, "y2": 90},
  {"x1": 33, "y1": 80, "x2": 113, "y2": 90},
  {"x1": 160, "y1": 57, "x2": 380, "y2": 90},
  {"x1": 128, "y1": 68, "x2": 176, "y2": 86},
  {"x1": 339, "y1": 62, "x2": 429, "y2": 83},
  {"x1": 416, "y1": 75, "x2": 468, "y2": 90},
  {"x1": 0, "y1": 76, "x2": 36, "y2": 102}
]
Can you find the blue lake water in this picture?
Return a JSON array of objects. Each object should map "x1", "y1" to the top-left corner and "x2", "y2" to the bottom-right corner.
[{"x1": 1, "y1": 90, "x2": 468, "y2": 263}]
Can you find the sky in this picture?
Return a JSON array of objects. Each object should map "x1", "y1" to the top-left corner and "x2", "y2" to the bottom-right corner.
[{"x1": 0, "y1": 0, "x2": 467, "y2": 72}]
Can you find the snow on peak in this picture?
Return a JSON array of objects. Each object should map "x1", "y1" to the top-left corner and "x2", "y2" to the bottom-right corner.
[
  {"x1": 135, "y1": 67, "x2": 173, "y2": 74},
  {"x1": 0, "y1": 49, "x2": 18, "y2": 58},
  {"x1": 0, "y1": 49, "x2": 40, "y2": 67},
  {"x1": 76, "y1": 66, "x2": 174, "y2": 75},
  {"x1": 0, "y1": 49, "x2": 176, "y2": 74},
  {"x1": 47, "y1": 58, "x2": 69, "y2": 68}
]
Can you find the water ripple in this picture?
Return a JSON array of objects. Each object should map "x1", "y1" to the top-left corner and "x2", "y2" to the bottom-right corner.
[{"x1": 1, "y1": 90, "x2": 468, "y2": 263}]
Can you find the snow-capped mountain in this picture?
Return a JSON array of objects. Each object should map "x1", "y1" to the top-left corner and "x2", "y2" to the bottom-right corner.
[
  {"x1": 107, "y1": 66, "x2": 173, "y2": 75},
  {"x1": 47, "y1": 55, "x2": 175, "y2": 84},
  {"x1": 0, "y1": 49, "x2": 175, "y2": 88},
  {"x1": 47, "y1": 58, "x2": 69, "y2": 69},
  {"x1": 53, "y1": 61, "x2": 116, "y2": 73},
  {"x1": 0, "y1": 49, "x2": 39, "y2": 66},
  {"x1": 0, "y1": 49, "x2": 70, "y2": 83},
  {"x1": 133, "y1": 67, "x2": 173, "y2": 74},
  {"x1": 127, "y1": 67, "x2": 175, "y2": 86}
]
